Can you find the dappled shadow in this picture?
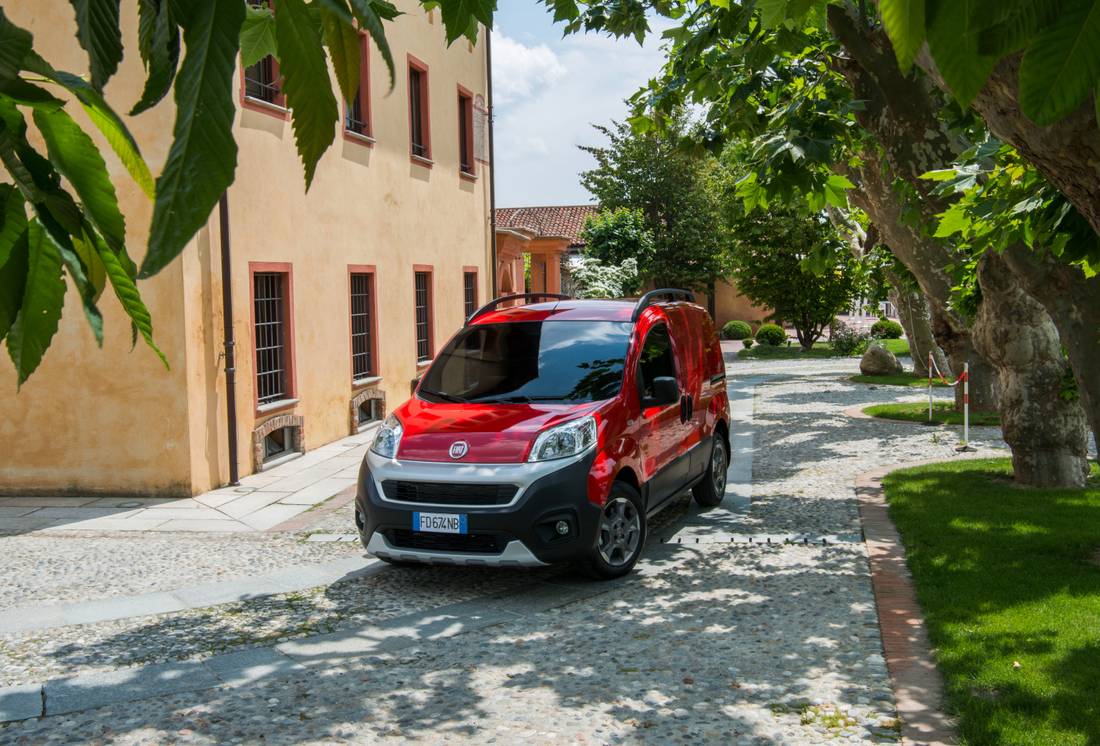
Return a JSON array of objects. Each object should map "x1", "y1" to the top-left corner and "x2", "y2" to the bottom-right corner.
[{"x1": 6, "y1": 540, "x2": 899, "y2": 744}]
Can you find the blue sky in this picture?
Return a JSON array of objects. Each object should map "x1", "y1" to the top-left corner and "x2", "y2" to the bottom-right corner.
[{"x1": 491, "y1": 3, "x2": 670, "y2": 207}]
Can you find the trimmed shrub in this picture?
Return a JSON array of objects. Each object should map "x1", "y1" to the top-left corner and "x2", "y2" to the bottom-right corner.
[
  {"x1": 742, "y1": 338, "x2": 754, "y2": 349},
  {"x1": 721, "y1": 320, "x2": 752, "y2": 340},
  {"x1": 871, "y1": 318, "x2": 904, "y2": 339},
  {"x1": 755, "y1": 323, "x2": 787, "y2": 346},
  {"x1": 830, "y1": 320, "x2": 871, "y2": 357}
]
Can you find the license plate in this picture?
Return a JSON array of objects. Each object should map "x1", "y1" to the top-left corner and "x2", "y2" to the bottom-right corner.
[{"x1": 412, "y1": 512, "x2": 467, "y2": 534}]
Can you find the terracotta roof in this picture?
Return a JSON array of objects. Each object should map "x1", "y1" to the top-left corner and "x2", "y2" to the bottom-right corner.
[{"x1": 495, "y1": 205, "x2": 598, "y2": 247}]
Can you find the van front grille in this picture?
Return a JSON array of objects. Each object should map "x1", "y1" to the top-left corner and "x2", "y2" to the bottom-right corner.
[
  {"x1": 388, "y1": 529, "x2": 504, "y2": 554},
  {"x1": 381, "y1": 480, "x2": 518, "y2": 506}
]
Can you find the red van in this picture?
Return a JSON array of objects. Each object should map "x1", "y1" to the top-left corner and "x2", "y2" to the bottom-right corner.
[{"x1": 355, "y1": 290, "x2": 731, "y2": 579}]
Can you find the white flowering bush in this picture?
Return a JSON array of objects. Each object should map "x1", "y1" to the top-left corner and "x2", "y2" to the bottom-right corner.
[{"x1": 571, "y1": 256, "x2": 640, "y2": 299}]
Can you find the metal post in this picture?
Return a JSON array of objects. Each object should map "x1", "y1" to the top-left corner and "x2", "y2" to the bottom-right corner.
[
  {"x1": 928, "y1": 350, "x2": 934, "y2": 423},
  {"x1": 963, "y1": 362, "x2": 970, "y2": 447},
  {"x1": 219, "y1": 193, "x2": 240, "y2": 486}
]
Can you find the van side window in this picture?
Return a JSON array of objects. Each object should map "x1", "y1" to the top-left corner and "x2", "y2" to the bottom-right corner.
[{"x1": 637, "y1": 324, "x2": 676, "y2": 401}]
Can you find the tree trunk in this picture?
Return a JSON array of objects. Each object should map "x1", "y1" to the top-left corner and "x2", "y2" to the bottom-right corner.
[
  {"x1": 706, "y1": 279, "x2": 717, "y2": 319},
  {"x1": 970, "y1": 253, "x2": 1090, "y2": 487},
  {"x1": 887, "y1": 281, "x2": 945, "y2": 378},
  {"x1": 1001, "y1": 244, "x2": 1100, "y2": 467},
  {"x1": 929, "y1": 305, "x2": 999, "y2": 413}
]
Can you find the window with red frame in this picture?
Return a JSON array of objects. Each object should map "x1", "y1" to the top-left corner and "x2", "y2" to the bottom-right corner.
[
  {"x1": 463, "y1": 270, "x2": 477, "y2": 320},
  {"x1": 244, "y1": 1, "x2": 284, "y2": 106},
  {"x1": 414, "y1": 270, "x2": 433, "y2": 362},
  {"x1": 345, "y1": 35, "x2": 371, "y2": 137},
  {"x1": 458, "y1": 89, "x2": 474, "y2": 175},
  {"x1": 254, "y1": 271, "x2": 290, "y2": 404},
  {"x1": 409, "y1": 60, "x2": 430, "y2": 159},
  {"x1": 350, "y1": 271, "x2": 376, "y2": 379}
]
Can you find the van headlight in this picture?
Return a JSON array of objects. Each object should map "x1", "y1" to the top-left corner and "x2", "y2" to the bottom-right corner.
[
  {"x1": 528, "y1": 416, "x2": 597, "y2": 462},
  {"x1": 370, "y1": 414, "x2": 404, "y2": 459}
]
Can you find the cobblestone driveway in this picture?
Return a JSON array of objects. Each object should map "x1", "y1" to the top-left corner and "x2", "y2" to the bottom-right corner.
[{"x1": 1, "y1": 359, "x2": 1007, "y2": 744}]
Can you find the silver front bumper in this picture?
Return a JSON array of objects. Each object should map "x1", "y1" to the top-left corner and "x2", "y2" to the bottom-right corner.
[{"x1": 366, "y1": 532, "x2": 548, "y2": 567}]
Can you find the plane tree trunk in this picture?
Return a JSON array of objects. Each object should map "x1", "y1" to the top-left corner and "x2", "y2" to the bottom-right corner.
[{"x1": 970, "y1": 253, "x2": 1090, "y2": 487}]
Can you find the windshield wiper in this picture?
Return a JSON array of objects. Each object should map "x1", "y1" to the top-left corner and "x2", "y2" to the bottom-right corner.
[
  {"x1": 418, "y1": 388, "x2": 468, "y2": 404},
  {"x1": 480, "y1": 395, "x2": 570, "y2": 404}
]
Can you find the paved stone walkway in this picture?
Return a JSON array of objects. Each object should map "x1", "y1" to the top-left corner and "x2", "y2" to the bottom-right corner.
[
  {"x1": 0, "y1": 358, "x2": 1008, "y2": 743},
  {"x1": 0, "y1": 427, "x2": 378, "y2": 534}
]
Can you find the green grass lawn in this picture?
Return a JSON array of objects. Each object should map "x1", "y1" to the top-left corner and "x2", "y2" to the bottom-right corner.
[
  {"x1": 884, "y1": 459, "x2": 1100, "y2": 745},
  {"x1": 863, "y1": 400, "x2": 1001, "y2": 427},
  {"x1": 738, "y1": 337, "x2": 911, "y2": 359},
  {"x1": 851, "y1": 372, "x2": 947, "y2": 388}
]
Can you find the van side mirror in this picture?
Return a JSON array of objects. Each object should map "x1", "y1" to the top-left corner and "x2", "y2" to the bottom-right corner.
[
  {"x1": 643, "y1": 376, "x2": 679, "y2": 408},
  {"x1": 410, "y1": 376, "x2": 422, "y2": 395}
]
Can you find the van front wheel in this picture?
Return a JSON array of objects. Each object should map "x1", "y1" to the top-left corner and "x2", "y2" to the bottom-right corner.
[
  {"x1": 692, "y1": 435, "x2": 727, "y2": 507},
  {"x1": 579, "y1": 482, "x2": 646, "y2": 580}
]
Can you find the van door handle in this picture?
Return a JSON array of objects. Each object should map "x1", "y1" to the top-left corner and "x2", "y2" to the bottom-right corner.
[{"x1": 679, "y1": 394, "x2": 693, "y2": 423}]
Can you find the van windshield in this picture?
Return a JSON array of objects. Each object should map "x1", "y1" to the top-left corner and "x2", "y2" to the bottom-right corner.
[{"x1": 419, "y1": 321, "x2": 632, "y2": 404}]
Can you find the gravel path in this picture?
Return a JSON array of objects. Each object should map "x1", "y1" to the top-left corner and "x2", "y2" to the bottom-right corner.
[{"x1": 1, "y1": 358, "x2": 1009, "y2": 743}]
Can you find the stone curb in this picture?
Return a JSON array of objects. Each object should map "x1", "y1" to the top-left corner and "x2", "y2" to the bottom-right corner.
[
  {"x1": 855, "y1": 463, "x2": 958, "y2": 746},
  {"x1": 0, "y1": 577, "x2": 616, "y2": 724},
  {"x1": 0, "y1": 556, "x2": 382, "y2": 636}
]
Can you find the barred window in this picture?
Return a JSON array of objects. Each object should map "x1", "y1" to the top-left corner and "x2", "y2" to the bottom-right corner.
[
  {"x1": 244, "y1": 1, "x2": 283, "y2": 106},
  {"x1": 345, "y1": 35, "x2": 371, "y2": 137},
  {"x1": 350, "y1": 272, "x2": 375, "y2": 379},
  {"x1": 463, "y1": 271, "x2": 477, "y2": 320},
  {"x1": 409, "y1": 62, "x2": 430, "y2": 159},
  {"x1": 254, "y1": 272, "x2": 289, "y2": 405},
  {"x1": 415, "y1": 271, "x2": 432, "y2": 362}
]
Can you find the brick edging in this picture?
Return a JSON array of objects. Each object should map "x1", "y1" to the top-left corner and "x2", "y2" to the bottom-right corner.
[{"x1": 856, "y1": 463, "x2": 957, "y2": 746}]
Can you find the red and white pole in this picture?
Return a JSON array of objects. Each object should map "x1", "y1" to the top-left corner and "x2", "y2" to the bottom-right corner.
[{"x1": 962, "y1": 363, "x2": 970, "y2": 447}]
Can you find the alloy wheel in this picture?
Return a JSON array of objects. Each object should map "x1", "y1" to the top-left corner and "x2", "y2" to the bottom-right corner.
[
  {"x1": 598, "y1": 497, "x2": 641, "y2": 567},
  {"x1": 711, "y1": 439, "x2": 727, "y2": 496}
]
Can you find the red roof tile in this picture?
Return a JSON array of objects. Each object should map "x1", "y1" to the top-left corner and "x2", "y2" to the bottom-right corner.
[{"x1": 495, "y1": 205, "x2": 598, "y2": 247}]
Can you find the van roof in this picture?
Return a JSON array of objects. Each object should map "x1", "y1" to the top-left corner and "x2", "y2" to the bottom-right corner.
[{"x1": 470, "y1": 298, "x2": 698, "y2": 325}]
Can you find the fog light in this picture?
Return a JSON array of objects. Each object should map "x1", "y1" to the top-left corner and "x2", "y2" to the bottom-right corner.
[{"x1": 555, "y1": 520, "x2": 570, "y2": 536}]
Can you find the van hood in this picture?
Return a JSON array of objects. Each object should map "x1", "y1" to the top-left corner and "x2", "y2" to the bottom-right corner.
[{"x1": 393, "y1": 397, "x2": 601, "y2": 463}]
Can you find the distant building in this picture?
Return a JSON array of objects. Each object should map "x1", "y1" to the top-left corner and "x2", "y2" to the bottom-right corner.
[
  {"x1": 494, "y1": 205, "x2": 597, "y2": 295},
  {"x1": 494, "y1": 204, "x2": 765, "y2": 327},
  {"x1": 1, "y1": 2, "x2": 493, "y2": 496}
]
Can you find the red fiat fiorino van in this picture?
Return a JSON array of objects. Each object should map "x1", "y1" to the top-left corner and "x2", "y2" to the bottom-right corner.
[{"x1": 355, "y1": 290, "x2": 731, "y2": 579}]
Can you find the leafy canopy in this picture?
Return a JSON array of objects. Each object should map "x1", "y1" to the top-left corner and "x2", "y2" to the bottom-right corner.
[
  {"x1": 579, "y1": 207, "x2": 653, "y2": 295},
  {"x1": 0, "y1": 0, "x2": 493, "y2": 384}
]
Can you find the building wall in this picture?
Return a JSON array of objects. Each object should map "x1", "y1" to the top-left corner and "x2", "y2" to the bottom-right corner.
[{"x1": 0, "y1": 2, "x2": 491, "y2": 495}]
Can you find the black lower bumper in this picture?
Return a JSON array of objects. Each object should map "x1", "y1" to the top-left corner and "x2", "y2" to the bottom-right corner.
[{"x1": 355, "y1": 452, "x2": 601, "y2": 565}]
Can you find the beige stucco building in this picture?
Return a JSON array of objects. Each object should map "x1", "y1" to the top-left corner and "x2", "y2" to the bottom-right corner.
[{"x1": 1, "y1": 2, "x2": 494, "y2": 496}]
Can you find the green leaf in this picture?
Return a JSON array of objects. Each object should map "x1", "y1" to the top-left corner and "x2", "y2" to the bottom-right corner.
[
  {"x1": 142, "y1": 0, "x2": 243, "y2": 278},
  {"x1": 823, "y1": 173, "x2": 854, "y2": 208},
  {"x1": 32, "y1": 106, "x2": 126, "y2": 252},
  {"x1": 275, "y1": 0, "x2": 338, "y2": 188},
  {"x1": 38, "y1": 213, "x2": 104, "y2": 346},
  {"x1": 432, "y1": 0, "x2": 493, "y2": 45},
  {"x1": 6, "y1": 220, "x2": 66, "y2": 385},
  {"x1": 0, "y1": 9, "x2": 33, "y2": 83},
  {"x1": 321, "y1": 4, "x2": 362, "y2": 107},
  {"x1": 30, "y1": 61, "x2": 156, "y2": 198},
  {"x1": 240, "y1": 3, "x2": 278, "y2": 67},
  {"x1": 0, "y1": 226, "x2": 28, "y2": 341},
  {"x1": 349, "y1": 0, "x2": 396, "y2": 88},
  {"x1": 926, "y1": 0, "x2": 996, "y2": 106},
  {"x1": 94, "y1": 230, "x2": 166, "y2": 366},
  {"x1": 879, "y1": 0, "x2": 926, "y2": 73},
  {"x1": 132, "y1": 0, "x2": 180, "y2": 115},
  {"x1": 1019, "y1": 0, "x2": 1100, "y2": 125},
  {"x1": 975, "y1": 0, "x2": 1062, "y2": 56},
  {"x1": 757, "y1": 0, "x2": 789, "y2": 28},
  {"x1": 0, "y1": 183, "x2": 26, "y2": 268},
  {"x1": 69, "y1": 0, "x2": 123, "y2": 90}
]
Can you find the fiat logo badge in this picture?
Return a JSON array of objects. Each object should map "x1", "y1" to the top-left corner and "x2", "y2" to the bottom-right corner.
[{"x1": 449, "y1": 441, "x2": 469, "y2": 459}]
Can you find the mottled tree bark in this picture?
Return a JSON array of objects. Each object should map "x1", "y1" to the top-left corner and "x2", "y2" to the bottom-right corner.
[
  {"x1": 1001, "y1": 244, "x2": 1100, "y2": 466},
  {"x1": 971, "y1": 253, "x2": 1090, "y2": 487},
  {"x1": 888, "y1": 282, "x2": 942, "y2": 377}
]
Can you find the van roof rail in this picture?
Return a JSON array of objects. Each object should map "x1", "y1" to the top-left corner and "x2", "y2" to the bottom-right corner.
[
  {"x1": 631, "y1": 288, "x2": 695, "y2": 322},
  {"x1": 466, "y1": 293, "x2": 572, "y2": 325}
]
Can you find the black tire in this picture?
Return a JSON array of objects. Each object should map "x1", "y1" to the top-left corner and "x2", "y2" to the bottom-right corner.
[
  {"x1": 692, "y1": 434, "x2": 728, "y2": 508},
  {"x1": 578, "y1": 481, "x2": 647, "y2": 580}
]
